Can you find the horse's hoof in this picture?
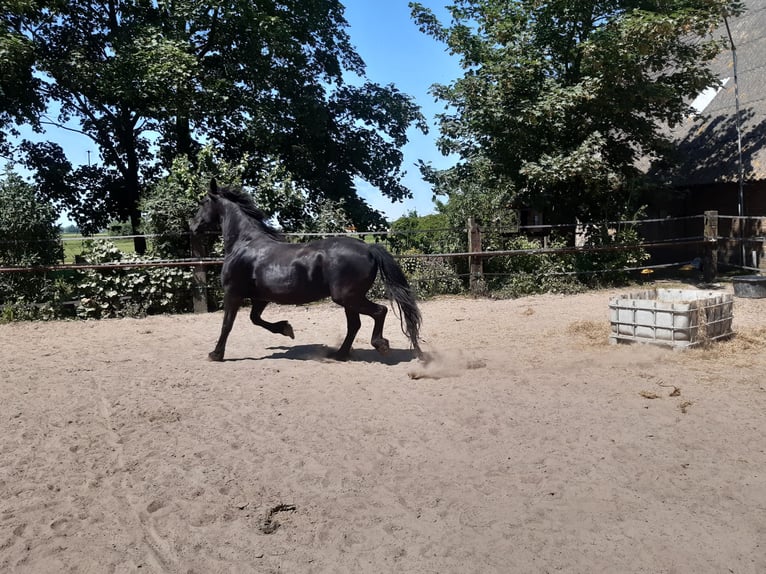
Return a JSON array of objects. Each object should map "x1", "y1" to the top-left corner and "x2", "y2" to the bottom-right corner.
[
  {"x1": 283, "y1": 323, "x2": 295, "y2": 339},
  {"x1": 373, "y1": 338, "x2": 390, "y2": 355},
  {"x1": 208, "y1": 352, "x2": 224, "y2": 362},
  {"x1": 329, "y1": 349, "x2": 350, "y2": 362}
]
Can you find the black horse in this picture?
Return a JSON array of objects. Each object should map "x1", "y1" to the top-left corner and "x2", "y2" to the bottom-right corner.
[{"x1": 189, "y1": 180, "x2": 423, "y2": 362}]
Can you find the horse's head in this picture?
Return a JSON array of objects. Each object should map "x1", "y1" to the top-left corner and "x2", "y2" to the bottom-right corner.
[{"x1": 189, "y1": 179, "x2": 222, "y2": 234}]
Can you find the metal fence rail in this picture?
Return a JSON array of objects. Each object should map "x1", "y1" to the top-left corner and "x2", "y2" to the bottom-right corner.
[{"x1": 1, "y1": 212, "x2": 763, "y2": 276}]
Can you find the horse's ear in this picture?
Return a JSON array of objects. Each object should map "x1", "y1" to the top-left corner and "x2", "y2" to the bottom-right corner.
[{"x1": 209, "y1": 178, "x2": 219, "y2": 196}]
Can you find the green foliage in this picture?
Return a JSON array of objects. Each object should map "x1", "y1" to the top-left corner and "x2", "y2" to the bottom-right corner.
[
  {"x1": 74, "y1": 240, "x2": 193, "y2": 319},
  {"x1": 0, "y1": 13, "x2": 43, "y2": 154},
  {"x1": 385, "y1": 211, "x2": 465, "y2": 297},
  {"x1": 388, "y1": 211, "x2": 455, "y2": 254},
  {"x1": 411, "y1": 0, "x2": 744, "y2": 224},
  {"x1": 574, "y1": 224, "x2": 650, "y2": 286},
  {"x1": 142, "y1": 147, "x2": 243, "y2": 258},
  {"x1": 0, "y1": 274, "x2": 76, "y2": 322},
  {"x1": 481, "y1": 235, "x2": 583, "y2": 298},
  {"x1": 367, "y1": 251, "x2": 463, "y2": 302},
  {"x1": 310, "y1": 199, "x2": 356, "y2": 234},
  {"x1": 1, "y1": 297, "x2": 53, "y2": 322},
  {"x1": 247, "y1": 158, "x2": 387, "y2": 232},
  {"x1": 398, "y1": 251, "x2": 463, "y2": 298},
  {"x1": 106, "y1": 220, "x2": 134, "y2": 237},
  {"x1": 5, "y1": 0, "x2": 425, "y2": 238},
  {"x1": 0, "y1": 170, "x2": 63, "y2": 304}
]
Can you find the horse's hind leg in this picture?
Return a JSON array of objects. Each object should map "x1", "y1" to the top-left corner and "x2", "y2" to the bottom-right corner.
[
  {"x1": 365, "y1": 300, "x2": 390, "y2": 354},
  {"x1": 334, "y1": 298, "x2": 389, "y2": 359},
  {"x1": 209, "y1": 292, "x2": 242, "y2": 361},
  {"x1": 249, "y1": 300, "x2": 294, "y2": 338}
]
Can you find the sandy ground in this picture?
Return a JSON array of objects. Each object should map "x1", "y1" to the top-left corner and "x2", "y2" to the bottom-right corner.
[{"x1": 1, "y1": 284, "x2": 766, "y2": 574}]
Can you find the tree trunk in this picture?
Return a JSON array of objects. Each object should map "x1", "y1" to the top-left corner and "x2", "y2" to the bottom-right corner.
[
  {"x1": 125, "y1": 135, "x2": 146, "y2": 255},
  {"x1": 176, "y1": 114, "x2": 193, "y2": 160},
  {"x1": 130, "y1": 209, "x2": 147, "y2": 255}
]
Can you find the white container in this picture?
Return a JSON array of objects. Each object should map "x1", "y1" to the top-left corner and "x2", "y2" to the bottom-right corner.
[{"x1": 609, "y1": 289, "x2": 733, "y2": 348}]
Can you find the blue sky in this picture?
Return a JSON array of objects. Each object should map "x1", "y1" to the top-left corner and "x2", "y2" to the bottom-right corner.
[
  {"x1": 11, "y1": 1, "x2": 461, "y2": 224},
  {"x1": 342, "y1": 1, "x2": 461, "y2": 220}
]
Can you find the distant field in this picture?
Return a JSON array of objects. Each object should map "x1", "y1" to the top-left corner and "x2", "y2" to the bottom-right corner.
[{"x1": 62, "y1": 233, "x2": 141, "y2": 263}]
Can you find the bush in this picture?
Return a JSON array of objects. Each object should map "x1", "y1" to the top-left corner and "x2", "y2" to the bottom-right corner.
[
  {"x1": 385, "y1": 211, "x2": 466, "y2": 297},
  {"x1": 0, "y1": 171, "x2": 64, "y2": 306},
  {"x1": 484, "y1": 235, "x2": 584, "y2": 298},
  {"x1": 399, "y1": 252, "x2": 463, "y2": 298},
  {"x1": 388, "y1": 212, "x2": 456, "y2": 254},
  {"x1": 1, "y1": 297, "x2": 54, "y2": 322},
  {"x1": 141, "y1": 147, "x2": 246, "y2": 259},
  {"x1": 74, "y1": 240, "x2": 194, "y2": 318},
  {"x1": 141, "y1": 158, "x2": 212, "y2": 259},
  {"x1": 574, "y1": 225, "x2": 649, "y2": 286},
  {"x1": 366, "y1": 249, "x2": 463, "y2": 302}
]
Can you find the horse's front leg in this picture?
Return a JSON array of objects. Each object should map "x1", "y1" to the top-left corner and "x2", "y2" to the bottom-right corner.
[
  {"x1": 250, "y1": 300, "x2": 294, "y2": 338},
  {"x1": 209, "y1": 292, "x2": 243, "y2": 361},
  {"x1": 333, "y1": 307, "x2": 362, "y2": 361}
]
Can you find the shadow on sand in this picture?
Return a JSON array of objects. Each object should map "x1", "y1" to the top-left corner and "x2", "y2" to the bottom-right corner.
[{"x1": 224, "y1": 344, "x2": 418, "y2": 365}]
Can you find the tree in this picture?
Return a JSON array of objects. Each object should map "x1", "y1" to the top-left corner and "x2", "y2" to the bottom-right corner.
[
  {"x1": 0, "y1": 169, "x2": 63, "y2": 303},
  {"x1": 2, "y1": 0, "x2": 425, "y2": 251},
  {"x1": 410, "y1": 0, "x2": 744, "y2": 226},
  {"x1": 142, "y1": 145, "x2": 376, "y2": 263},
  {"x1": 389, "y1": 210, "x2": 452, "y2": 253},
  {"x1": 0, "y1": 5, "x2": 43, "y2": 158},
  {"x1": 140, "y1": 146, "x2": 244, "y2": 259}
]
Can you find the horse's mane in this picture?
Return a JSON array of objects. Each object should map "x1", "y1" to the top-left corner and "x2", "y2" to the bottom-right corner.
[{"x1": 218, "y1": 185, "x2": 283, "y2": 240}]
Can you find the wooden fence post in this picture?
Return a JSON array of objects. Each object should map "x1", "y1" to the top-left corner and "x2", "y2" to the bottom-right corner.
[
  {"x1": 191, "y1": 235, "x2": 208, "y2": 313},
  {"x1": 703, "y1": 210, "x2": 718, "y2": 283},
  {"x1": 468, "y1": 217, "x2": 483, "y2": 293}
]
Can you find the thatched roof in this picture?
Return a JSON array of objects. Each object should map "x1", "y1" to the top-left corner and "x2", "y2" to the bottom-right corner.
[{"x1": 653, "y1": 3, "x2": 766, "y2": 185}]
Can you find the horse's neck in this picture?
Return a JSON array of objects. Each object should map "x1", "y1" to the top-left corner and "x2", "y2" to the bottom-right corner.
[{"x1": 220, "y1": 201, "x2": 266, "y2": 251}]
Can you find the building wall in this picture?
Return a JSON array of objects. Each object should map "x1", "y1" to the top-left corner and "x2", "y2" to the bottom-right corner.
[{"x1": 644, "y1": 180, "x2": 766, "y2": 270}]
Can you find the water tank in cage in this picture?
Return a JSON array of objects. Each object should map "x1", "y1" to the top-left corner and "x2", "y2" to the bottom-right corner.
[{"x1": 609, "y1": 289, "x2": 733, "y2": 348}]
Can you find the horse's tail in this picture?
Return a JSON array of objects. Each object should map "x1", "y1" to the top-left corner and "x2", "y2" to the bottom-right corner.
[{"x1": 369, "y1": 244, "x2": 423, "y2": 356}]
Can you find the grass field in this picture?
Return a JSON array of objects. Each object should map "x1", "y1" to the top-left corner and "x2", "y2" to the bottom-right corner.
[{"x1": 62, "y1": 233, "x2": 141, "y2": 263}]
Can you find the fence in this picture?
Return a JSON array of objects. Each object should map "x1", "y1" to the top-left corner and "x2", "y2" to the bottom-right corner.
[{"x1": 1, "y1": 212, "x2": 764, "y2": 315}]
